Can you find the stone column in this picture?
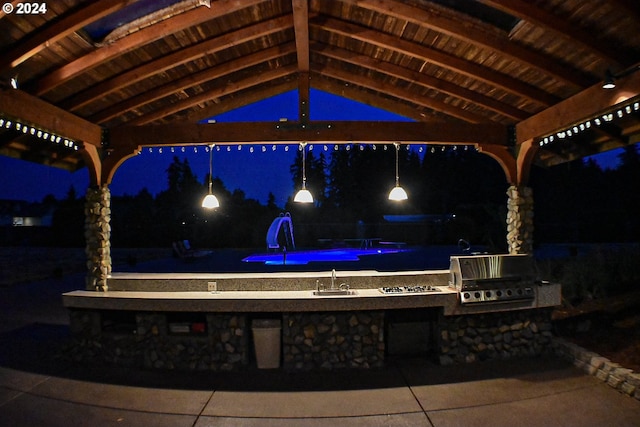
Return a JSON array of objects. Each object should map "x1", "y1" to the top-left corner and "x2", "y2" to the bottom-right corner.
[
  {"x1": 506, "y1": 185, "x2": 534, "y2": 254},
  {"x1": 84, "y1": 185, "x2": 112, "y2": 291}
]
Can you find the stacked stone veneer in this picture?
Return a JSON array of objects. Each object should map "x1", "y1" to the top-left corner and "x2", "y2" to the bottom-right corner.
[
  {"x1": 282, "y1": 311, "x2": 385, "y2": 370},
  {"x1": 506, "y1": 185, "x2": 534, "y2": 255},
  {"x1": 437, "y1": 309, "x2": 554, "y2": 365},
  {"x1": 553, "y1": 337, "x2": 640, "y2": 401},
  {"x1": 85, "y1": 185, "x2": 112, "y2": 291},
  {"x1": 67, "y1": 309, "x2": 249, "y2": 371}
]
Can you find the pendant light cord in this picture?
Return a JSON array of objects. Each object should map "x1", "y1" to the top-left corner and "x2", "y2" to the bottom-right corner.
[
  {"x1": 394, "y1": 142, "x2": 400, "y2": 186},
  {"x1": 208, "y1": 144, "x2": 214, "y2": 193},
  {"x1": 301, "y1": 142, "x2": 307, "y2": 189}
]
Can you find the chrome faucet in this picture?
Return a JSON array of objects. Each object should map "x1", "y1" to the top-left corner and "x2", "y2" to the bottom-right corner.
[{"x1": 316, "y1": 269, "x2": 349, "y2": 292}]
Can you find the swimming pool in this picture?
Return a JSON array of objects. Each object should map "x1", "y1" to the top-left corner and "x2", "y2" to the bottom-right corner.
[{"x1": 242, "y1": 247, "x2": 409, "y2": 265}]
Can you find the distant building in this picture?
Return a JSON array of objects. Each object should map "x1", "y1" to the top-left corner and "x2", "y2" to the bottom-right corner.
[
  {"x1": 0, "y1": 199, "x2": 56, "y2": 245},
  {"x1": 0, "y1": 200, "x2": 54, "y2": 227}
]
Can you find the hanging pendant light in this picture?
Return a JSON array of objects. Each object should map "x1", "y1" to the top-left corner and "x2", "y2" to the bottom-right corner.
[
  {"x1": 294, "y1": 142, "x2": 313, "y2": 203},
  {"x1": 388, "y1": 142, "x2": 408, "y2": 201},
  {"x1": 202, "y1": 144, "x2": 220, "y2": 209}
]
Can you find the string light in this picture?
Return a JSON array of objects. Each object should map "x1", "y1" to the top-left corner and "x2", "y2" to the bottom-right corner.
[
  {"x1": 538, "y1": 98, "x2": 640, "y2": 147},
  {"x1": 0, "y1": 117, "x2": 80, "y2": 151},
  {"x1": 137, "y1": 143, "x2": 478, "y2": 157}
]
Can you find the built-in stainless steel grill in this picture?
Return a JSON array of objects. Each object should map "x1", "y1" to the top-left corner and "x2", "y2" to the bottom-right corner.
[{"x1": 449, "y1": 254, "x2": 536, "y2": 305}]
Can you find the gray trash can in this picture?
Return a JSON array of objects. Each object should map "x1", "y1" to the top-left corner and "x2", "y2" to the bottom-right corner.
[{"x1": 252, "y1": 319, "x2": 281, "y2": 369}]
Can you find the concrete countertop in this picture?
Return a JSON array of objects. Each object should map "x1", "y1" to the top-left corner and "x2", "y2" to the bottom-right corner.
[{"x1": 62, "y1": 287, "x2": 459, "y2": 314}]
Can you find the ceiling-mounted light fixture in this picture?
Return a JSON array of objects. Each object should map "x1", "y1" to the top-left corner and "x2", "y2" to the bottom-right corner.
[
  {"x1": 602, "y1": 65, "x2": 640, "y2": 90},
  {"x1": 294, "y1": 142, "x2": 313, "y2": 203},
  {"x1": 202, "y1": 144, "x2": 220, "y2": 209},
  {"x1": 9, "y1": 76, "x2": 18, "y2": 89},
  {"x1": 388, "y1": 142, "x2": 408, "y2": 201},
  {"x1": 602, "y1": 69, "x2": 616, "y2": 89}
]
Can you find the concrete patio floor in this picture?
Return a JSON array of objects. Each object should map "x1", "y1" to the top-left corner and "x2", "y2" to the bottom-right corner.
[{"x1": 1, "y1": 272, "x2": 639, "y2": 427}]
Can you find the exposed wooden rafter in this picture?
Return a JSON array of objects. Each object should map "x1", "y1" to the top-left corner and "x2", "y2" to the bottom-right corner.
[
  {"x1": 129, "y1": 65, "x2": 298, "y2": 125},
  {"x1": 0, "y1": 0, "x2": 133, "y2": 71},
  {"x1": 477, "y1": 0, "x2": 631, "y2": 67},
  {"x1": 314, "y1": 43, "x2": 530, "y2": 121},
  {"x1": 313, "y1": 17, "x2": 560, "y2": 107},
  {"x1": 340, "y1": 0, "x2": 593, "y2": 89},
  {"x1": 90, "y1": 42, "x2": 298, "y2": 124},
  {"x1": 30, "y1": 0, "x2": 270, "y2": 95},
  {"x1": 62, "y1": 15, "x2": 293, "y2": 112}
]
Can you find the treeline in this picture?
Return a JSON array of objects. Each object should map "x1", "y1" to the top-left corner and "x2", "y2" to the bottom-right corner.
[{"x1": 21, "y1": 143, "x2": 640, "y2": 249}]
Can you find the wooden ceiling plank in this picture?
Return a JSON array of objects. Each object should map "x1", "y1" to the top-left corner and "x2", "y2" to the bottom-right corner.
[
  {"x1": 127, "y1": 65, "x2": 299, "y2": 125},
  {"x1": 91, "y1": 42, "x2": 297, "y2": 124},
  {"x1": 318, "y1": 62, "x2": 488, "y2": 123},
  {"x1": 341, "y1": 0, "x2": 592, "y2": 89},
  {"x1": 109, "y1": 120, "x2": 507, "y2": 147},
  {"x1": 516, "y1": 72, "x2": 640, "y2": 143},
  {"x1": 315, "y1": 43, "x2": 529, "y2": 121},
  {"x1": 63, "y1": 15, "x2": 293, "y2": 112},
  {"x1": 292, "y1": 0, "x2": 310, "y2": 71},
  {"x1": 31, "y1": 0, "x2": 270, "y2": 95},
  {"x1": 315, "y1": 17, "x2": 559, "y2": 106},
  {"x1": 0, "y1": 89, "x2": 101, "y2": 147},
  {"x1": 477, "y1": 0, "x2": 630, "y2": 67},
  {"x1": 0, "y1": 0, "x2": 133, "y2": 71},
  {"x1": 610, "y1": 0, "x2": 640, "y2": 22}
]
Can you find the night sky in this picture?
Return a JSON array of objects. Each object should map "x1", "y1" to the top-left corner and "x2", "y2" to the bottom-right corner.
[{"x1": 0, "y1": 89, "x2": 621, "y2": 207}]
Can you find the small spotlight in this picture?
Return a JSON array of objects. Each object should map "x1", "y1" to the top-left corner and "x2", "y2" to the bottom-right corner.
[
  {"x1": 10, "y1": 76, "x2": 18, "y2": 89},
  {"x1": 602, "y1": 69, "x2": 616, "y2": 89}
]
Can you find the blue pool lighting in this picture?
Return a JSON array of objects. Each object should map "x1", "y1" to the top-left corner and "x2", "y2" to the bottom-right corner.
[{"x1": 242, "y1": 247, "x2": 408, "y2": 265}]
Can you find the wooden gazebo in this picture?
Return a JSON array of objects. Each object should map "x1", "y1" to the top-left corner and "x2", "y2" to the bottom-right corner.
[{"x1": 1, "y1": 0, "x2": 639, "y2": 290}]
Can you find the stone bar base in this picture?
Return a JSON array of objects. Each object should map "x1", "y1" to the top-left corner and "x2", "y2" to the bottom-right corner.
[
  {"x1": 437, "y1": 308, "x2": 554, "y2": 365},
  {"x1": 282, "y1": 311, "x2": 385, "y2": 370},
  {"x1": 67, "y1": 309, "x2": 249, "y2": 371}
]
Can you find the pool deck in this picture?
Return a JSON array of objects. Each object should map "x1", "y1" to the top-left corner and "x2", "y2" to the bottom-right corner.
[{"x1": 1, "y1": 266, "x2": 639, "y2": 426}]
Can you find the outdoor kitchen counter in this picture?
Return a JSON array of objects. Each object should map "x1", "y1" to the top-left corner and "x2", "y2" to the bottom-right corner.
[
  {"x1": 63, "y1": 282, "x2": 561, "y2": 316},
  {"x1": 62, "y1": 287, "x2": 460, "y2": 315},
  {"x1": 63, "y1": 268, "x2": 561, "y2": 316}
]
